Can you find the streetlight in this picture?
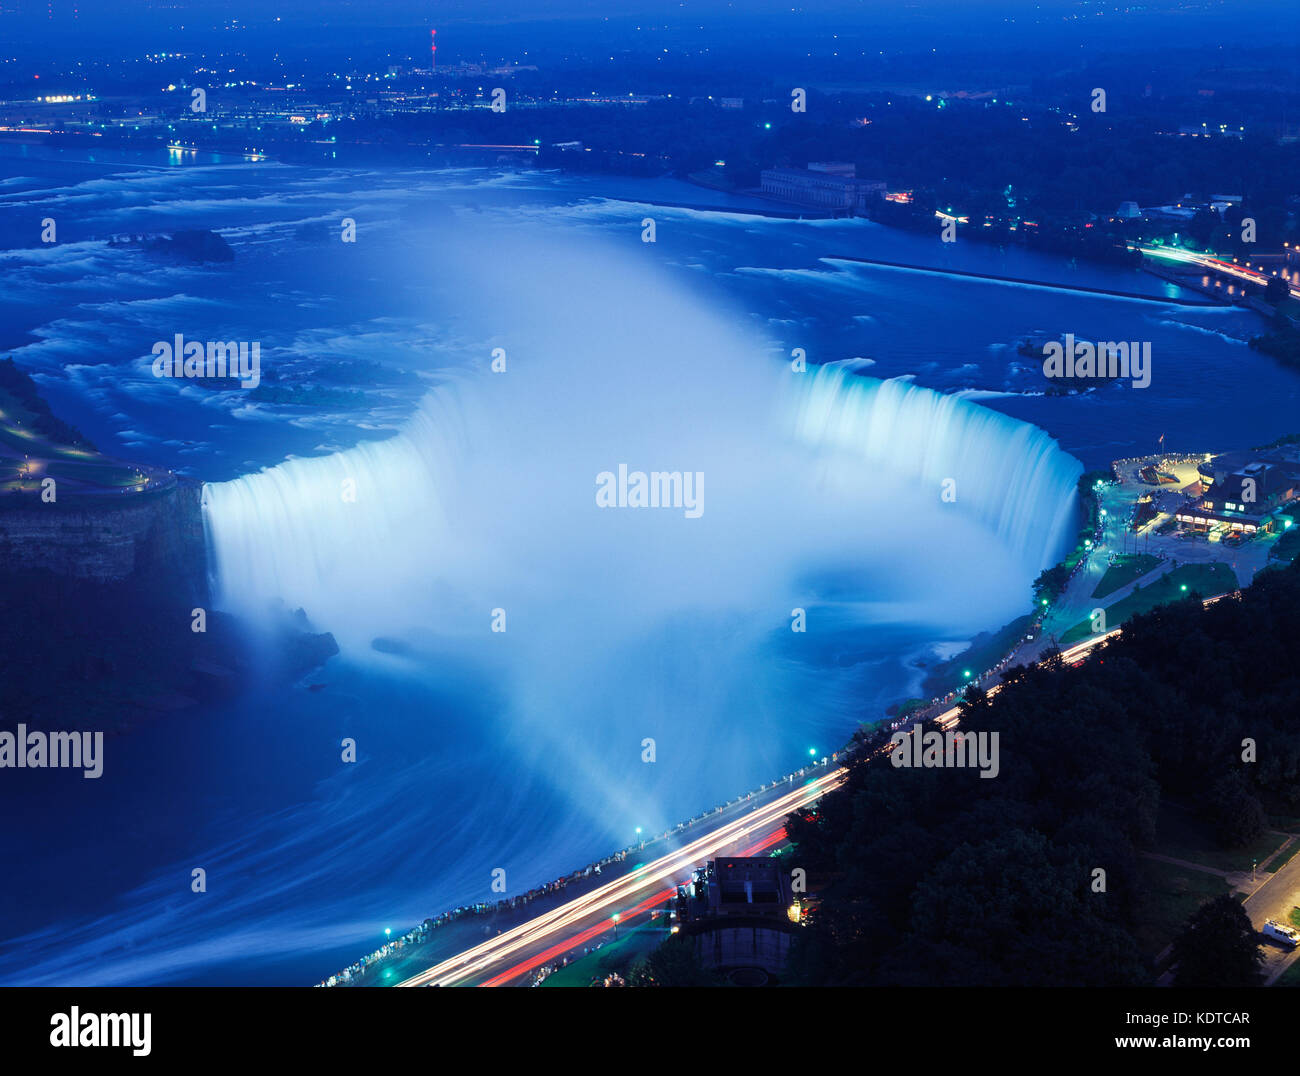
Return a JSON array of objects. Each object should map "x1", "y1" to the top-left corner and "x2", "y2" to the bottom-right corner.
[{"x1": 612, "y1": 912, "x2": 620, "y2": 939}]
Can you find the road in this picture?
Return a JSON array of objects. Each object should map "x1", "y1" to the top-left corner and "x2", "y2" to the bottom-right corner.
[
  {"x1": 390, "y1": 618, "x2": 1152, "y2": 989},
  {"x1": 1243, "y1": 847, "x2": 1300, "y2": 986},
  {"x1": 345, "y1": 592, "x2": 1245, "y2": 989},
  {"x1": 1134, "y1": 244, "x2": 1300, "y2": 300},
  {"x1": 395, "y1": 768, "x2": 846, "y2": 987}
]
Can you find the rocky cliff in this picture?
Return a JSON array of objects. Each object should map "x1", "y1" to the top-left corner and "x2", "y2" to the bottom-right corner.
[
  {"x1": 0, "y1": 480, "x2": 337, "y2": 733},
  {"x1": 0, "y1": 481, "x2": 207, "y2": 601}
]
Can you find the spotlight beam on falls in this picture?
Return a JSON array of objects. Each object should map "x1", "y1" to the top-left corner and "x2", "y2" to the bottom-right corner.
[
  {"x1": 198, "y1": 229, "x2": 1084, "y2": 972},
  {"x1": 400, "y1": 591, "x2": 1241, "y2": 989}
]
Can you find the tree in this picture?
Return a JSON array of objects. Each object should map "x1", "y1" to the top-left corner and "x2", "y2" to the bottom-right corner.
[
  {"x1": 1203, "y1": 774, "x2": 1266, "y2": 848},
  {"x1": 1170, "y1": 895, "x2": 1263, "y2": 988},
  {"x1": 1033, "y1": 563, "x2": 1070, "y2": 607},
  {"x1": 1265, "y1": 276, "x2": 1288, "y2": 303},
  {"x1": 876, "y1": 830, "x2": 1146, "y2": 986},
  {"x1": 1188, "y1": 209, "x2": 1217, "y2": 246},
  {"x1": 628, "y1": 931, "x2": 728, "y2": 987},
  {"x1": 783, "y1": 561, "x2": 1300, "y2": 988}
]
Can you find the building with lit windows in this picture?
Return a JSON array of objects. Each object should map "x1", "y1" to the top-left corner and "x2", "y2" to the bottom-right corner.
[
  {"x1": 672, "y1": 857, "x2": 800, "y2": 984},
  {"x1": 760, "y1": 162, "x2": 886, "y2": 213},
  {"x1": 1174, "y1": 448, "x2": 1300, "y2": 534}
]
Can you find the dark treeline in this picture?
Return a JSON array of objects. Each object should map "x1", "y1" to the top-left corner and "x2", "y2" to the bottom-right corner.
[
  {"x1": 784, "y1": 559, "x2": 1300, "y2": 986},
  {"x1": 1250, "y1": 317, "x2": 1300, "y2": 371},
  {"x1": 0, "y1": 358, "x2": 95, "y2": 451}
]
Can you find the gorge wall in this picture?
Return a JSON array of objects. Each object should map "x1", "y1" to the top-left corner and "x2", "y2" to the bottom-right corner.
[{"x1": 0, "y1": 481, "x2": 207, "y2": 602}]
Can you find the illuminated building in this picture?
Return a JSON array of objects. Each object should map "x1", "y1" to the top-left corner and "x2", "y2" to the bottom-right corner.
[
  {"x1": 760, "y1": 162, "x2": 886, "y2": 213},
  {"x1": 1174, "y1": 449, "x2": 1300, "y2": 534},
  {"x1": 672, "y1": 857, "x2": 800, "y2": 984}
]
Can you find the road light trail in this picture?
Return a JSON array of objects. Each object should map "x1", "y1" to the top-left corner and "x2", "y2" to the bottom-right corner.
[
  {"x1": 400, "y1": 593, "x2": 1238, "y2": 988},
  {"x1": 1134, "y1": 244, "x2": 1300, "y2": 299},
  {"x1": 478, "y1": 825, "x2": 791, "y2": 987},
  {"x1": 479, "y1": 885, "x2": 676, "y2": 988},
  {"x1": 397, "y1": 772, "x2": 843, "y2": 987},
  {"x1": 932, "y1": 592, "x2": 1236, "y2": 728}
]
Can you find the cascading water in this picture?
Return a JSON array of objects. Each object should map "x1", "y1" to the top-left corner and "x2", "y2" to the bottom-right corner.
[
  {"x1": 789, "y1": 361, "x2": 1081, "y2": 573},
  {"x1": 203, "y1": 364, "x2": 1080, "y2": 644},
  {"x1": 198, "y1": 226, "x2": 1085, "y2": 939},
  {"x1": 6, "y1": 189, "x2": 1095, "y2": 988}
]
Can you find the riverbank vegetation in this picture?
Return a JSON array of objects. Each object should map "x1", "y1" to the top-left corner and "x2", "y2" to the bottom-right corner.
[{"x1": 785, "y1": 559, "x2": 1300, "y2": 986}]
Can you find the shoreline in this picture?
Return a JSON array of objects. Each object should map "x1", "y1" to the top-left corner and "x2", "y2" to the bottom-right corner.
[{"x1": 826, "y1": 254, "x2": 1223, "y2": 306}]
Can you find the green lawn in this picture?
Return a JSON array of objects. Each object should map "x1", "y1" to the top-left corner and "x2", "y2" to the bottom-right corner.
[
  {"x1": 1091, "y1": 554, "x2": 1161, "y2": 600},
  {"x1": 1271, "y1": 526, "x2": 1300, "y2": 564},
  {"x1": 1061, "y1": 562, "x2": 1237, "y2": 645},
  {"x1": 0, "y1": 386, "x2": 143, "y2": 492},
  {"x1": 539, "y1": 924, "x2": 670, "y2": 987},
  {"x1": 1276, "y1": 960, "x2": 1300, "y2": 988},
  {"x1": 1133, "y1": 858, "x2": 1231, "y2": 963},
  {"x1": 0, "y1": 393, "x2": 94, "y2": 461},
  {"x1": 1153, "y1": 802, "x2": 1291, "y2": 874},
  {"x1": 1270, "y1": 841, "x2": 1300, "y2": 873},
  {"x1": 43, "y1": 459, "x2": 143, "y2": 487}
]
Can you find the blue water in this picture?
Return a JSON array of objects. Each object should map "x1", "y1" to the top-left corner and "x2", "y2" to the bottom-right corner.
[{"x1": 1, "y1": 146, "x2": 1296, "y2": 985}]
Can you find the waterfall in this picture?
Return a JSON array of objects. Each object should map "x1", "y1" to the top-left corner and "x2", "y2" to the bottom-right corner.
[
  {"x1": 202, "y1": 361, "x2": 1079, "y2": 647},
  {"x1": 790, "y1": 362, "x2": 1081, "y2": 573},
  {"x1": 198, "y1": 318, "x2": 1083, "y2": 959},
  {"x1": 202, "y1": 385, "x2": 475, "y2": 632}
]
